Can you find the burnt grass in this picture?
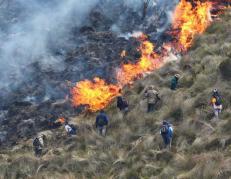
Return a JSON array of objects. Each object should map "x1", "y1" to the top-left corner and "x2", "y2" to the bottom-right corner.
[
  {"x1": 0, "y1": 5, "x2": 231, "y2": 179},
  {"x1": 0, "y1": 1, "x2": 174, "y2": 147}
]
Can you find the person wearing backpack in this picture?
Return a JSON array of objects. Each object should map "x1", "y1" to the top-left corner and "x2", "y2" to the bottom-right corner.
[
  {"x1": 170, "y1": 74, "x2": 180, "y2": 90},
  {"x1": 211, "y1": 89, "x2": 223, "y2": 119},
  {"x1": 117, "y1": 96, "x2": 129, "y2": 114},
  {"x1": 144, "y1": 85, "x2": 160, "y2": 112},
  {"x1": 160, "y1": 121, "x2": 173, "y2": 150},
  {"x1": 33, "y1": 134, "x2": 46, "y2": 157},
  {"x1": 95, "y1": 110, "x2": 109, "y2": 136}
]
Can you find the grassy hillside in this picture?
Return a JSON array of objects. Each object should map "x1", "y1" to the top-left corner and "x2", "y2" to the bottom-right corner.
[{"x1": 0, "y1": 10, "x2": 231, "y2": 179}]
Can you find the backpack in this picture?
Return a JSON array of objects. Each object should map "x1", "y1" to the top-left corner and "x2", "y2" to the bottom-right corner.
[
  {"x1": 70, "y1": 124, "x2": 77, "y2": 132},
  {"x1": 98, "y1": 116, "x2": 106, "y2": 126},
  {"x1": 214, "y1": 95, "x2": 222, "y2": 105},
  {"x1": 122, "y1": 98, "x2": 128, "y2": 107},
  {"x1": 161, "y1": 125, "x2": 168, "y2": 134}
]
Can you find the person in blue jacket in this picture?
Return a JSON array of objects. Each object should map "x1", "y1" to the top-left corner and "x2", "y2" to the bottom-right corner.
[
  {"x1": 95, "y1": 110, "x2": 109, "y2": 136},
  {"x1": 160, "y1": 121, "x2": 173, "y2": 149}
]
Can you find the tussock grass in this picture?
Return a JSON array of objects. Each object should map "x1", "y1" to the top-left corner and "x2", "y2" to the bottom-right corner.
[{"x1": 0, "y1": 9, "x2": 231, "y2": 179}]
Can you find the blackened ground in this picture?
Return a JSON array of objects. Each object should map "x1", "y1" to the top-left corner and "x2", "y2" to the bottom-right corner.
[{"x1": 0, "y1": 2, "x2": 173, "y2": 147}]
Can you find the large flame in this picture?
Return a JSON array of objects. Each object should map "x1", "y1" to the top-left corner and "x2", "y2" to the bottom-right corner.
[
  {"x1": 71, "y1": 0, "x2": 227, "y2": 112},
  {"x1": 71, "y1": 77, "x2": 120, "y2": 112},
  {"x1": 172, "y1": 0, "x2": 212, "y2": 51},
  {"x1": 117, "y1": 39, "x2": 161, "y2": 85}
]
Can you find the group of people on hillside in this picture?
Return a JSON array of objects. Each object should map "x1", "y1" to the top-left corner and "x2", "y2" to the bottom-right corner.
[
  {"x1": 33, "y1": 117, "x2": 77, "y2": 156},
  {"x1": 94, "y1": 74, "x2": 223, "y2": 150},
  {"x1": 94, "y1": 74, "x2": 179, "y2": 147},
  {"x1": 33, "y1": 74, "x2": 224, "y2": 156}
]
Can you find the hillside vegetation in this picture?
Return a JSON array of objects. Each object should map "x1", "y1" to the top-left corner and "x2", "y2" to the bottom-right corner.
[{"x1": 0, "y1": 10, "x2": 231, "y2": 179}]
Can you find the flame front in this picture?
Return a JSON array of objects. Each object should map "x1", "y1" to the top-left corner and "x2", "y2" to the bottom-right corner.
[
  {"x1": 117, "y1": 40, "x2": 160, "y2": 85},
  {"x1": 172, "y1": 0, "x2": 212, "y2": 51},
  {"x1": 71, "y1": 0, "x2": 227, "y2": 112},
  {"x1": 71, "y1": 77, "x2": 120, "y2": 112}
]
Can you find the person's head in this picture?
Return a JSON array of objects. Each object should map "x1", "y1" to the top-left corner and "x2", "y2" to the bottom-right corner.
[
  {"x1": 163, "y1": 120, "x2": 168, "y2": 125},
  {"x1": 213, "y1": 89, "x2": 219, "y2": 96},
  {"x1": 148, "y1": 85, "x2": 154, "y2": 90},
  {"x1": 213, "y1": 88, "x2": 218, "y2": 93},
  {"x1": 100, "y1": 110, "x2": 105, "y2": 114},
  {"x1": 175, "y1": 74, "x2": 180, "y2": 79}
]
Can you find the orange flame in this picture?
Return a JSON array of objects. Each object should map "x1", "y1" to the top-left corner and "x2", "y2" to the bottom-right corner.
[
  {"x1": 71, "y1": 77, "x2": 120, "y2": 112},
  {"x1": 117, "y1": 40, "x2": 161, "y2": 85},
  {"x1": 172, "y1": 0, "x2": 212, "y2": 51},
  {"x1": 57, "y1": 117, "x2": 65, "y2": 124},
  {"x1": 71, "y1": 0, "x2": 227, "y2": 112}
]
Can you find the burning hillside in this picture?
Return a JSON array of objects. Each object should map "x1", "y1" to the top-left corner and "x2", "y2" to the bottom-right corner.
[
  {"x1": 71, "y1": 0, "x2": 229, "y2": 112},
  {"x1": 0, "y1": 9, "x2": 230, "y2": 178},
  {"x1": 0, "y1": 0, "x2": 179, "y2": 145},
  {"x1": 0, "y1": 0, "x2": 229, "y2": 146},
  {"x1": 172, "y1": 0, "x2": 212, "y2": 51}
]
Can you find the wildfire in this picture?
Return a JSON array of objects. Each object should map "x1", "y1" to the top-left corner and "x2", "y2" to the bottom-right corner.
[
  {"x1": 70, "y1": 0, "x2": 228, "y2": 112},
  {"x1": 71, "y1": 77, "x2": 120, "y2": 112},
  {"x1": 172, "y1": 0, "x2": 212, "y2": 51},
  {"x1": 117, "y1": 40, "x2": 160, "y2": 85}
]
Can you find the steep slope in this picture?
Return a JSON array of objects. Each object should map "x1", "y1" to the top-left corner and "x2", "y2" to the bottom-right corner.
[{"x1": 0, "y1": 10, "x2": 231, "y2": 179}]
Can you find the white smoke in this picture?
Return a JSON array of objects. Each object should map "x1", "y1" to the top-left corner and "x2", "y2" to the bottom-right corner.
[
  {"x1": 0, "y1": 0, "x2": 99, "y2": 89},
  {"x1": 123, "y1": 0, "x2": 143, "y2": 10},
  {"x1": 0, "y1": 0, "x2": 179, "y2": 93}
]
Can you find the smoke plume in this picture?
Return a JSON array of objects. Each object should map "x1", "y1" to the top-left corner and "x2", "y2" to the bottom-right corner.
[{"x1": 0, "y1": 0, "x2": 99, "y2": 89}]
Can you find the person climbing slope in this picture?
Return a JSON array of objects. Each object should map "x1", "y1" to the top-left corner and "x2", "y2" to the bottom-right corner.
[
  {"x1": 33, "y1": 134, "x2": 46, "y2": 157},
  {"x1": 117, "y1": 96, "x2": 129, "y2": 114},
  {"x1": 170, "y1": 74, "x2": 180, "y2": 90},
  {"x1": 210, "y1": 89, "x2": 223, "y2": 119},
  {"x1": 160, "y1": 121, "x2": 173, "y2": 150},
  {"x1": 95, "y1": 110, "x2": 109, "y2": 136},
  {"x1": 144, "y1": 85, "x2": 160, "y2": 112}
]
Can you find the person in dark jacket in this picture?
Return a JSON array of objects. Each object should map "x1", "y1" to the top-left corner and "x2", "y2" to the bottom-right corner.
[
  {"x1": 170, "y1": 74, "x2": 180, "y2": 90},
  {"x1": 95, "y1": 110, "x2": 109, "y2": 136},
  {"x1": 117, "y1": 96, "x2": 129, "y2": 114},
  {"x1": 160, "y1": 121, "x2": 173, "y2": 150}
]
